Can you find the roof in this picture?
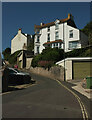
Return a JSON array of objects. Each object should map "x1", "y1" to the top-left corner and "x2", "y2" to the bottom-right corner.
[
  {"x1": 34, "y1": 18, "x2": 69, "y2": 29},
  {"x1": 43, "y1": 40, "x2": 63, "y2": 45},
  {"x1": 34, "y1": 13, "x2": 77, "y2": 29},
  {"x1": 56, "y1": 57, "x2": 92, "y2": 65}
]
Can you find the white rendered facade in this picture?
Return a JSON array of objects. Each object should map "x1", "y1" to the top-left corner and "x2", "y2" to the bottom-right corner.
[
  {"x1": 34, "y1": 14, "x2": 88, "y2": 54},
  {"x1": 11, "y1": 29, "x2": 27, "y2": 54},
  {"x1": 11, "y1": 29, "x2": 33, "y2": 54}
]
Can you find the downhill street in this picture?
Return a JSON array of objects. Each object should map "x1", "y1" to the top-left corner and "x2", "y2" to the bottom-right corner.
[{"x1": 2, "y1": 73, "x2": 90, "y2": 119}]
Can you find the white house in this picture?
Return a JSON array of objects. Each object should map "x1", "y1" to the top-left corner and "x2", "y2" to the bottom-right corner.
[
  {"x1": 11, "y1": 29, "x2": 32, "y2": 54},
  {"x1": 56, "y1": 57, "x2": 92, "y2": 81},
  {"x1": 34, "y1": 13, "x2": 88, "y2": 54}
]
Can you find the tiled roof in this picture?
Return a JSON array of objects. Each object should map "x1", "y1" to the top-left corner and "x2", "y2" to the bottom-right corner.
[
  {"x1": 34, "y1": 18, "x2": 69, "y2": 29},
  {"x1": 43, "y1": 40, "x2": 63, "y2": 45}
]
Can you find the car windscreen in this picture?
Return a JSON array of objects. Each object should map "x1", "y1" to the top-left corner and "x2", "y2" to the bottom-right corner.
[
  {"x1": 9, "y1": 69, "x2": 17, "y2": 74},
  {"x1": 14, "y1": 69, "x2": 20, "y2": 73}
]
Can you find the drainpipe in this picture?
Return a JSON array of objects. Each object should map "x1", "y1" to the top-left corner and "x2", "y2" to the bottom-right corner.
[{"x1": 63, "y1": 23, "x2": 66, "y2": 81}]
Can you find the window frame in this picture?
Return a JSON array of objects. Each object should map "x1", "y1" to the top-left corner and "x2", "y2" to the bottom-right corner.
[
  {"x1": 69, "y1": 41, "x2": 79, "y2": 49},
  {"x1": 37, "y1": 46, "x2": 39, "y2": 54},
  {"x1": 47, "y1": 26, "x2": 50, "y2": 32},
  {"x1": 47, "y1": 33, "x2": 50, "y2": 42},
  {"x1": 37, "y1": 36, "x2": 40, "y2": 42},
  {"x1": 55, "y1": 23, "x2": 59, "y2": 30},
  {"x1": 69, "y1": 30, "x2": 73, "y2": 38},
  {"x1": 55, "y1": 31, "x2": 59, "y2": 40}
]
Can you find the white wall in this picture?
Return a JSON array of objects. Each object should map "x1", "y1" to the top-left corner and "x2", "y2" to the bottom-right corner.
[
  {"x1": 65, "y1": 24, "x2": 80, "y2": 52},
  {"x1": 11, "y1": 32, "x2": 27, "y2": 54},
  {"x1": 57, "y1": 60, "x2": 72, "y2": 81},
  {"x1": 26, "y1": 58, "x2": 33, "y2": 69},
  {"x1": 34, "y1": 20, "x2": 88, "y2": 54}
]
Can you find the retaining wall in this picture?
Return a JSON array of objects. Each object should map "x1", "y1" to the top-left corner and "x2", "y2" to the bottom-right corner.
[{"x1": 30, "y1": 66, "x2": 64, "y2": 81}]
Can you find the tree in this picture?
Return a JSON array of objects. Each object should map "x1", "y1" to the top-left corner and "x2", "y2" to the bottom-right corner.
[
  {"x1": 81, "y1": 21, "x2": 92, "y2": 45},
  {"x1": 2, "y1": 48, "x2": 11, "y2": 61}
]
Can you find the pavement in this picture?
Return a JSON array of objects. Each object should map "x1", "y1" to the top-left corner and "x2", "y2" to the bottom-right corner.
[{"x1": 67, "y1": 79, "x2": 92, "y2": 100}]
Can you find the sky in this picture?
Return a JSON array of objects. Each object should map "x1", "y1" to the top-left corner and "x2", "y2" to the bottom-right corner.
[{"x1": 2, "y1": 2, "x2": 91, "y2": 52}]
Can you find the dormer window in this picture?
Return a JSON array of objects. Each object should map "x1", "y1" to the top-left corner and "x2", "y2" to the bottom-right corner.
[
  {"x1": 47, "y1": 26, "x2": 50, "y2": 32},
  {"x1": 55, "y1": 19, "x2": 60, "y2": 30},
  {"x1": 55, "y1": 23, "x2": 59, "y2": 30}
]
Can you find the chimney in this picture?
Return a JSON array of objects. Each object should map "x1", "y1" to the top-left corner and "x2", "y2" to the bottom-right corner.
[
  {"x1": 40, "y1": 23, "x2": 44, "y2": 26},
  {"x1": 68, "y1": 13, "x2": 73, "y2": 20},
  {"x1": 18, "y1": 28, "x2": 22, "y2": 34}
]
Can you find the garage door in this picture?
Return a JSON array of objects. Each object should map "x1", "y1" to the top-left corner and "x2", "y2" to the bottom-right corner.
[{"x1": 73, "y1": 61, "x2": 91, "y2": 80}]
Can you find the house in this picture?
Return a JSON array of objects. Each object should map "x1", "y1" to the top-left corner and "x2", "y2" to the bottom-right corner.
[
  {"x1": 17, "y1": 50, "x2": 34, "y2": 69},
  {"x1": 34, "y1": 13, "x2": 88, "y2": 54},
  {"x1": 11, "y1": 29, "x2": 33, "y2": 54},
  {"x1": 56, "y1": 57, "x2": 92, "y2": 81}
]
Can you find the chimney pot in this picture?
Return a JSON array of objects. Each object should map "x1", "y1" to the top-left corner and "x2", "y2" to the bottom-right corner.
[{"x1": 18, "y1": 28, "x2": 22, "y2": 34}]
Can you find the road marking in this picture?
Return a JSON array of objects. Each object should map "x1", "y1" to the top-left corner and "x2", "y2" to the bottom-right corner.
[
  {"x1": 1, "y1": 81, "x2": 37, "y2": 95},
  {"x1": 24, "y1": 82, "x2": 37, "y2": 88},
  {"x1": 55, "y1": 79, "x2": 89, "y2": 120},
  {"x1": 0, "y1": 91, "x2": 11, "y2": 95}
]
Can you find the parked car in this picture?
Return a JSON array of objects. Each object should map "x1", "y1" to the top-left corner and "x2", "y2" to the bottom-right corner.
[{"x1": 2, "y1": 67, "x2": 34, "y2": 86}]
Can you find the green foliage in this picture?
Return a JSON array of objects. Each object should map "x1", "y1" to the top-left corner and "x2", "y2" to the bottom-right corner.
[
  {"x1": 65, "y1": 46, "x2": 92, "y2": 58},
  {"x1": 8, "y1": 50, "x2": 21, "y2": 65},
  {"x1": 81, "y1": 21, "x2": 92, "y2": 45},
  {"x1": 2, "y1": 48, "x2": 11, "y2": 61},
  {"x1": 31, "y1": 48, "x2": 64, "y2": 68},
  {"x1": 31, "y1": 54, "x2": 42, "y2": 68}
]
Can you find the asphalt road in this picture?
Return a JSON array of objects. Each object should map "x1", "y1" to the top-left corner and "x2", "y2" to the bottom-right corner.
[{"x1": 2, "y1": 73, "x2": 90, "y2": 119}]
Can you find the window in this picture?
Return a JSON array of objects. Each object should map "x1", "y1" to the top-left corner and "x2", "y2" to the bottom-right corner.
[
  {"x1": 69, "y1": 30, "x2": 73, "y2": 38},
  {"x1": 55, "y1": 31, "x2": 59, "y2": 40},
  {"x1": 69, "y1": 41, "x2": 79, "y2": 49},
  {"x1": 55, "y1": 23, "x2": 59, "y2": 30},
  {"x1": 56, "y1": 43, "x2": 58, "y2": 47},
  {"x1": 37, "y1": 46, "x2": 39, "y2": 54},
  {"x1": 37, "y1": 36, "x2": 40, "y2": 42},
  {"x1": 47, "y1": 26, "x2": 50, "y2": 32},
  {"x1": 47, "y1": 33, "x2": 50, "y2": 42},
  {"x1": 53, "y1": 43, "x2": 55, "y2": 47},
  {"x1": 59, "y1": 43, "x2": 62, "y2": 48}
]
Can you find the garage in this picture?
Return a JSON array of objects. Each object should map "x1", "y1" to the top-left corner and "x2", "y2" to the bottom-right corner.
[
  {"x1": 73, "y1": 61, "x2": 91, "y2": 80},
  {"x1": 56, "y1": 57, "x2": 92, "y2": 81}
]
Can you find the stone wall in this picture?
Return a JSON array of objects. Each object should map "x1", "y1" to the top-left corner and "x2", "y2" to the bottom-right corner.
[{"x1": 30, "y1": 66, "x2": 64, "y2": 81}]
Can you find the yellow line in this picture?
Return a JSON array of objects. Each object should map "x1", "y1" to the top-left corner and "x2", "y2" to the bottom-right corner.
[
  {"x1": 24, "y1": 83, "x2": 37, "y2": 88},
  {"x1": 0, "y1": 91, "x2": 11, "y2": 95},
  {"x1": 55, "y1": 79, "x2": 89, "y2": 120}
]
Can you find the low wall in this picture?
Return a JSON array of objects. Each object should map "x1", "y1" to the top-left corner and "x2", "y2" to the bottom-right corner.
[{"x1": 30, "y1": 66, "x2": 64, "y2": 81}]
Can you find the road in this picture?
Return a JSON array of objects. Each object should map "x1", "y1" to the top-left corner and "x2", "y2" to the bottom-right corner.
[{"x1": 2, "y1": 73, "x2": 90, "y2": 119}]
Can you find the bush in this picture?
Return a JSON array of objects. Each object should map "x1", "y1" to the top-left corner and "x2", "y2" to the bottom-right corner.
[
  {"x1": 65, "y1": 46, "x2": 92, "y2": 57},
  {"x1": 38, "y1": 60, "x2": 54, "y2": 69},
  {"x1": 31, "y1": 48, "x2": 64, "y2": 68},
  {"x1": 2, "y1": 48, "x2": 11, "y2": 61},
  {"x1": 8, "y1": 50, "x2": 21, "y2": 65}
]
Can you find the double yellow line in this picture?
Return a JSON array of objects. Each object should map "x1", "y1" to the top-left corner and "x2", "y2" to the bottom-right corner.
[{"x1": 55, "y1": 79, "x2": 89, "y2": 120}]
